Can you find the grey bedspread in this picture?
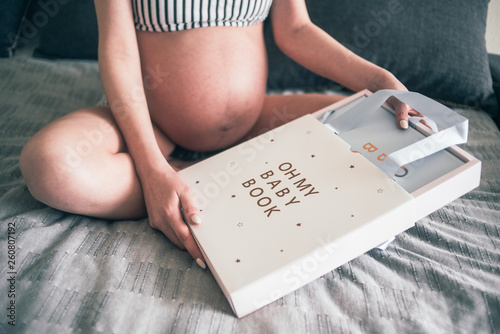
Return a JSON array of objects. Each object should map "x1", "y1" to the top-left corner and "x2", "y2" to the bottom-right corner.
[{"x1": 1, "y1": 57, "x2": 499, "y2": 334}]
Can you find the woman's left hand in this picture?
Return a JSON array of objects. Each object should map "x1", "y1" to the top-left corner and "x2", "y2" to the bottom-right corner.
[
  {"x1": 372, "y1": 72, "x2": 428, "y2": 130},
  {"x1": 386, "y1": 96, "x2": 427, "y2": 130}
]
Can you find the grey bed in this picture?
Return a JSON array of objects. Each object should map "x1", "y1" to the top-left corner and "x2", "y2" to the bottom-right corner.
[{"x1": 1, "y1": 0, "x2": 499, "y2": 333}]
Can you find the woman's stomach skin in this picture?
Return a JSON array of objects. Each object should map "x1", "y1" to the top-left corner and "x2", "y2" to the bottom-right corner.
[{"x1": 136, "y1": 23, "x2": 268, "y2": 152}]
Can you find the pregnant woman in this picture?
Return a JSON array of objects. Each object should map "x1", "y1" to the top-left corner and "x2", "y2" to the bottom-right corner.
[{"x1": 20, "y1": 0, "x2": 415, "y2": 268}]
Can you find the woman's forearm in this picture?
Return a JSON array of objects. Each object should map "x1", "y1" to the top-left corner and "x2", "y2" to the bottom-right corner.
[
  {"x1": 99, "y1": 55, "x2": 168, "y2": 176},
  {"x1": 273, "y1": 19, "x2": 404, "y2": 92},
  {"x1": 95, "y1": 1, "x2": 169, "y2": 178}
]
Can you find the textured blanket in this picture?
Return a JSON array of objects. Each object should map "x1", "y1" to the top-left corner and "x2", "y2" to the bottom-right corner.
[{"x1": 0, "y1": 57, "x2": 499, "y2": 333}]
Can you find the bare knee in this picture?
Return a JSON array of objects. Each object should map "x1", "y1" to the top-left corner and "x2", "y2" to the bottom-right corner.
[
  {"x1": 19, "y1": 108, "x2": 117, "y2": 213},
  {"x1": 20, "y1": 130, "x2": 85, "y2": 211}
]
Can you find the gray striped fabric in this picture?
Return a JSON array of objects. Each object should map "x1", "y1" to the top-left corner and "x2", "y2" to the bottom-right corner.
[
  {"x1": 132, "y1": 0, "x2": 273, "y2": 31},
  {"x1": 0, "y1": 56, "x2": 499, "y2": 333}
]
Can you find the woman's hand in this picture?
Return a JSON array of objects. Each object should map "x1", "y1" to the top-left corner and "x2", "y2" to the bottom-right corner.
[
  {"x1": 386, "y1": 96, "x2": 427, "y2": 130},
  {"x1": 371, "y1": 71, "x2": 428, "y2": 130},
  {"x1": 140, "y1": 160, "x2": 206, "y2": 269}
]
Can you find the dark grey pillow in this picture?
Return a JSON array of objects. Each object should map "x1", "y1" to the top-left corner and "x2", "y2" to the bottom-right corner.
[
  {"x1": 32, "y1": 0, "x2": 98, "y2": 60},
  {"x1": 0, "y1": 0, "x2": 32, "y2": 57},
  {"x1": 265, "y1": 0, "x2": 497, "y2": 114},
  {"x1": 488, "y1": 54, "x2": 500, "y2": 124}
]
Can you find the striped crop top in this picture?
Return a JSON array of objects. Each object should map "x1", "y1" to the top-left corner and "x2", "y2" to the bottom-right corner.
[{"x1": 132, "y1": 0, "x2": 273, "y2": 32}]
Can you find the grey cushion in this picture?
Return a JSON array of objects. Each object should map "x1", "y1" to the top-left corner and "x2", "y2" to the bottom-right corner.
[
  {"x1": 266, "y1": 0, "x2": 497, "y2": 114},
  {"x1": 0, "y1": 0, "x2": 32, "y2": 57},
  {"x1": 32, "y1": 0, "x2": 98, "y2": 60}
]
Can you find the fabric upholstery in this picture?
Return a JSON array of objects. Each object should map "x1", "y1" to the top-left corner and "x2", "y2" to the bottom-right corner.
[{"x1": 0, "y1": 0, "x2": 32, "y2": 57}]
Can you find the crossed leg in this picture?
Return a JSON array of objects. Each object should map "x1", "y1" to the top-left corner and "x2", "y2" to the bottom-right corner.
[{"x1": 19, "y1": 93, "x2": 344, "y2": 220}]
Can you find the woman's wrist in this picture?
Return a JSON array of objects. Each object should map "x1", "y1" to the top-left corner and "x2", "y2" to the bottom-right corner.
[
  {"x1": 134, "y1": 149, "x2": 173, "y2": 179},
  {"x1": 366, "y1": 67, "x2": 407, "y2": 93}
]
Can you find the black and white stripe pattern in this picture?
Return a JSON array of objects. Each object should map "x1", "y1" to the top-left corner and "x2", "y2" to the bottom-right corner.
[{"x1": 132, "y1": 0, "x2": 273, "y2": 32}]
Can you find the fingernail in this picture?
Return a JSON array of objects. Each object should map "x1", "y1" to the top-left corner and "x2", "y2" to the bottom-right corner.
[
  {"x1": 191, "y1": 214, "x2": 202, "y2": 225},
  {"x1": 400, "y1": 120, "x2": 408, "y2": 129},
  {"x1": 196, "y1": 258, "x2": 206, "y2": 269}
]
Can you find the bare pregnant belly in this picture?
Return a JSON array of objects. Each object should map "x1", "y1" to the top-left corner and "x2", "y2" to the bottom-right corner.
[{"x1": 136, "y1": 24, "x2": 268, "y2": 151}]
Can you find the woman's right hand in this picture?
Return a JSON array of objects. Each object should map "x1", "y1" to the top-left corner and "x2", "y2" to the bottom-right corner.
[{"x1": 140, "y1": 159, "x2": 206, "y2": 269}]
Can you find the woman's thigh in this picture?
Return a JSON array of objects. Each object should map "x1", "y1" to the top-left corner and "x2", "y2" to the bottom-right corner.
[{"x1": 245, "y1": 93, "x2": 346, "y2": 138}]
